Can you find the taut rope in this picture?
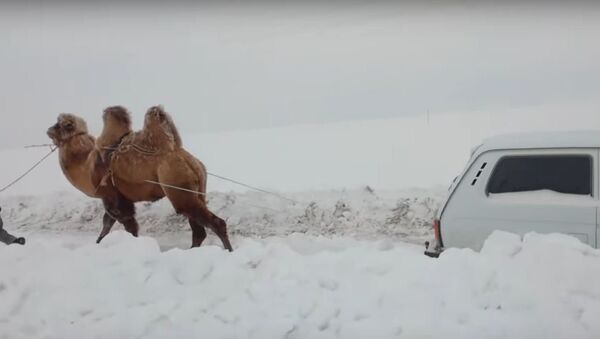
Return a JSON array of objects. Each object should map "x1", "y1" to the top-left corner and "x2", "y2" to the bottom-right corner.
[
  {"x1": 22, "y1": 141, "x2": 300, "y2": 206},
  {"x1": 111, "y1": 141, "x2": 299, "y2": 204},
  {"x1": 206, "y1": 172, "x2": 298, "y2": 205},
  {"x1": 0, "y1": 146, "x2": 57, "y2": 193},
  {"x1": 144, "y1": 180, "x2": 284, "y2": 212}
]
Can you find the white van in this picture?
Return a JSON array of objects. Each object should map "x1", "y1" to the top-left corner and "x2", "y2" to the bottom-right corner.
[{"x1": 425, "y1": 130, "x2": 600, "y2": 257}]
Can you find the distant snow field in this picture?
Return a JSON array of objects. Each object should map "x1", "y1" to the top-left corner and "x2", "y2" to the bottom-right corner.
[{"x1": 7, "y1": 103, "x2": 600, "y2": 196}]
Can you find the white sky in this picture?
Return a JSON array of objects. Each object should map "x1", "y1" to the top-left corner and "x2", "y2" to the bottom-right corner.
[{"x1": 1, "y1": 2, "x2": 599, "y2": 149}]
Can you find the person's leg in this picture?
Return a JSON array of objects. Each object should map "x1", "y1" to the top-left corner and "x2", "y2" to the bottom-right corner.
[
  {"x1": 0, "y1": 222, "x2": 18, "y2": 245},
  {"x1": 0, "y1": 214, "x2": 25, "y2": 245}
]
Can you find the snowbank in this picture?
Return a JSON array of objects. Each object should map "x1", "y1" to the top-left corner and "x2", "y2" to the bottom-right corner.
[
  {"x1": 1, "y1": 188, "x2": 444, "y2": 246},
  {"x1": 1, "y1": 230, "x2": 600, "y2": 339}
]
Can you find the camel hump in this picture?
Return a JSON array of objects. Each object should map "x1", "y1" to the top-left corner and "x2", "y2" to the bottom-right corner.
[
  {"x1": 103, "y1": 106, "x2": 132, "y2": 128},
  {"x1": 144, "y1": 105, "x2": 183, "y2": 148},
  {"x1": 97, "y1": 106, "x2": 134, "y2": 162},
  {"x1": 97, "y1": 106, "x2": 133, "y2": 148}
]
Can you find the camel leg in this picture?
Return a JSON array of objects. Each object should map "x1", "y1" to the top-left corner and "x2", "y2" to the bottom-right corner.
[
  {"x1": 204, "y1": 210, "x2": 233, "y2": 252},
  {"x1": 117, "y1": 197, "x2": 139, "y2": 237},
  {"x1": 188, "y1": 217, "x2": 207, "y2": 248},
  {"x1": 101, "y1": 194, "x2": 139, "y2": 239},
  {"x1": 96, "y1": 212, "x2": 117, "y2": 244},
  {"x1": 161, "y1": 186, "x2": 233, "y2": 251},
  {"x1": 188, "y1": 208, "x2": 231, "y2": 251}
]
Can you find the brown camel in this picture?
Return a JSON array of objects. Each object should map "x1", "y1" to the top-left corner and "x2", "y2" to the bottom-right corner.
[
  {"x1": 46, "y1": 112, "x2": 132, "y2": 244},
  {"x1": 47, "y1": 106, "x2": 233, "y2": 251}
]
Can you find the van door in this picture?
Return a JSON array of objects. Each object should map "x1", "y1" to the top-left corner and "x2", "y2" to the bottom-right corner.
[{"x1": 442, "y1": 148, "x2": 598, "y2": 250}]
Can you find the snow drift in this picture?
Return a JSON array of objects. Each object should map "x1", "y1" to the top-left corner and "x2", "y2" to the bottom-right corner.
[
  {"x1": 1, "y1": 230, "x2": 600, "y2": 339},
  {"x1": 1, "y1": 188, "x2": 445, "y2": 247}
]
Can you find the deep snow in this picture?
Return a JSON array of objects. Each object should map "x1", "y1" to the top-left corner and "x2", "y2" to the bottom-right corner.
[{"x1": 2, "y1": 230, "x2": 600, "y2": 339}]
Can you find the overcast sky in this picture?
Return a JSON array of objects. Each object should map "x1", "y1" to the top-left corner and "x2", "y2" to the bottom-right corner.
[{"x1": 1, "y1": 1, "x2": 599, "y2": 149}]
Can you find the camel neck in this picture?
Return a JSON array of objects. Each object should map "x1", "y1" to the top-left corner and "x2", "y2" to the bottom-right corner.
[{"x1": 61, "y1": 134, "x2": 94, "y2": 163}]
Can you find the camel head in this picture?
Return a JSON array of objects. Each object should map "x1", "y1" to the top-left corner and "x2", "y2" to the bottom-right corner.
[
  {"x1": 47, "y1": 113, "x2": 89, "y2": 146},
  {"x1": 143, "y1": 105, "x2": 182, "y2": 147}
]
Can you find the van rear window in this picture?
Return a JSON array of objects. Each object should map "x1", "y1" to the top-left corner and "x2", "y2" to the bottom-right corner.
[{"x1": 487, "y1": 155, "x2": 592, "y2": 196}]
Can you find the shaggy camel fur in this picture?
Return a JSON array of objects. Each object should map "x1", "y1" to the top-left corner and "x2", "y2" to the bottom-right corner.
[
  {"x1": 47, "y1": 106, "x2": 232, "y2": 251},
  {"x1": 46, "y1": 111, "x2": 137, "y2": 242}
]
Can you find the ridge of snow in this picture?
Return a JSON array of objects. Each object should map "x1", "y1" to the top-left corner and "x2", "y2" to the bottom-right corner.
[
  {"x1": 1, "y1": 188, "x2": 445, "y2": 247},
  {"x1": 1, "y1": 230, "x2": 600, "y2": 338}
]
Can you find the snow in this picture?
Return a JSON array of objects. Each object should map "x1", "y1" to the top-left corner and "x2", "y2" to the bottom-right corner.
[
  {"x1": 488, "y1": 190, "x2": 594, "y2": 205},
  {"x1": 477, "y1": 129, "x2": 600, "y2": 157},
  {"x1": 1, "y1": 188, "x2": 444, "y2": 246},
  {"x1": 3, "y1": 111, "x2": 600, "y2": 337},
  {"x1": 1, "y1": 230, "x2": 600, "y2": 339}
]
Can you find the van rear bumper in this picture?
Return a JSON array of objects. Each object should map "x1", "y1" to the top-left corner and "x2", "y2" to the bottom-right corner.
[{"x1": 424, "y1": 240, "x2": 444, "y2": 258}]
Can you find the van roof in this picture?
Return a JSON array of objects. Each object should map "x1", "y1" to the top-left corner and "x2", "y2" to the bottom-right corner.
[{"x1": 474, "y1": 130, "x2": 600, "y2": 156}]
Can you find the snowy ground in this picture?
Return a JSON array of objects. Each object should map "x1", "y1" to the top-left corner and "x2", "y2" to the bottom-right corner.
[
  {"x1": 2, "y1": 190, "x2": 600, "y2": 339},
  {"x1": 2, "y1": 230, "x2": 600, "y2": 339},
  {"x1": 2, "y1": 190, "x2": 600, "y2": 338},
  {"x1": 1, "y1": 187, "x2": 445, "y2": 247}
]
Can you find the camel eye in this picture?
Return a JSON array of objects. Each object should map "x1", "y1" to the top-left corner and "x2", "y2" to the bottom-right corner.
[{"x1": 64, "y1": 122, "x2": 74, "y2": 131}]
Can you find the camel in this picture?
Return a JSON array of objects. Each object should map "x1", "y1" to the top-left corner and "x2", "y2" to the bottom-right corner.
[
  {"x1": 46, "y1": 111, "x2": 132, "y2": 244},
  {"x1": 46, "y1": 113, "x2": 105, "y2": 199},
  {"x1": 47, "y1": 106, "x2": 233, "y2": 251}
]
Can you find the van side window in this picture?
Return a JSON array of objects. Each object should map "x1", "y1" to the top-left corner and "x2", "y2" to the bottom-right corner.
[{"x1": 487, "y1": 155, "x2": 592, "y2": 195}]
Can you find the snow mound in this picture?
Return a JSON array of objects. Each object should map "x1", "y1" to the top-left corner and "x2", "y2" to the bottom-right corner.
[
  {"x1": 1, "y1": 231, "x2": 600, "y2": 338},
  {"x1": 1, "y1": 187, "x2": 444, "y2": 245}
]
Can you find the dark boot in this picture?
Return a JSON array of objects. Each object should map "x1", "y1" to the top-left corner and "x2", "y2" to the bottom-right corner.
[{"x1": 12, "y1": 237, "x2": 25, "y2": 245}]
